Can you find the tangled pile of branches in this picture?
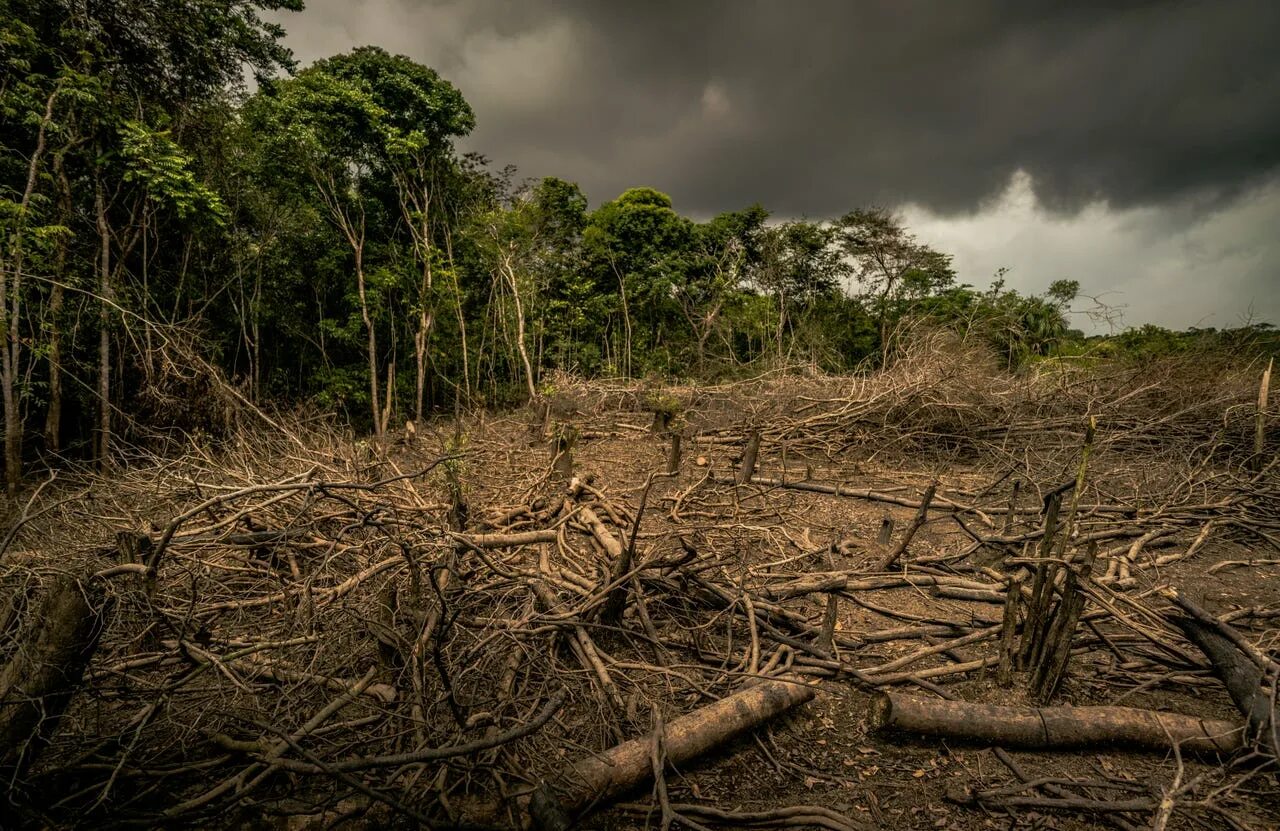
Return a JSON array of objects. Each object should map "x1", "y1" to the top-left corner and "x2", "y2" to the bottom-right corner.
[{"x1": 1, "y1": 340, "x2": 1275, "y2": 830}]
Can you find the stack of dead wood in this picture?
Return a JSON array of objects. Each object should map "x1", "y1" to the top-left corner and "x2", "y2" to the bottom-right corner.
[{"x1": 1, "y1": 348, "x2": 1275, "y2": 830}]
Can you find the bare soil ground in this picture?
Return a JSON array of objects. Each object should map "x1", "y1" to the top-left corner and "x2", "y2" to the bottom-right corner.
[{"x1": 3, "y1": 335, "x2": 1277, "y2": 830}]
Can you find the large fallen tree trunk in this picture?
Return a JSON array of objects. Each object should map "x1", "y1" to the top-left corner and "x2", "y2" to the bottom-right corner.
[
  {"x1": 1, "y1": 570, "x2": 107, "y2": 781},
  {"x1": 541, "y1": 677, "x2": 816, "y2": 824},
  {"x1": 1165, "y1": 589, "x2": 1278, "y2": 759},
  {"x1": 870, "y1": 692, "x2": 1243, "y2": 754}
]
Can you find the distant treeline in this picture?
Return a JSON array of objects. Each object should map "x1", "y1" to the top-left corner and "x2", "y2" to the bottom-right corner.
[{"x1": 1, "y1": 1, "x2": 1274, "y2": 493}]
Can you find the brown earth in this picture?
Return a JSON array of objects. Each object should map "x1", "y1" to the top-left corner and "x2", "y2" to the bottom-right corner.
[{"x1": 2, "y1": 337, "x2": 1276, "y2": 830}]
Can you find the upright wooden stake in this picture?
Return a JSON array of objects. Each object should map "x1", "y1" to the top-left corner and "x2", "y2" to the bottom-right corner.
[
  {"x1": 1255, "y1": 357, "x2": 1272, "y2": 471},
  {"x1": 997, "y1": 576, "x2": 1022, "y2": 688},
  {"x1": 1017, "y1": 488, "x2": 1064, "y2": 670},
  {"x1": 877, "y1": 515, "x2": 895, "y2": 546},
  {"x1": 1036, "y1": 490, "x2": 1063, "y2": 561},
  {"x1": 551, "y1": 424, "x2": 576, "y2": 481},
  {"x1": 1020, "y1": 560, "x2": 1059, "y2": 671},
  {"x1": 817, "y1": 595, "x2": 839, "y2": 655},
  {"x1": 737, "y1": 429, "x2": 760, "y2": 484},
  {"x1": 666, "y1": 432, "x2": 681, "y2": 475},
  {"x1": 1002, "y1": 479, "x2": 1021, "y2": 535}
]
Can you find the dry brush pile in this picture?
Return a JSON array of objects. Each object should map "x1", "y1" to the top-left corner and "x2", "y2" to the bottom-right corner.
[{"x1": 1, "y1": 334, "x2": 1277, "y2": 830}]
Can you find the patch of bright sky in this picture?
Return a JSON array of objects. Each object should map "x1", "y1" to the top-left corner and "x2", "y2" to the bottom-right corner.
[{"x1": 901, "y1": 170, "x2": 1279, "y2": 334}]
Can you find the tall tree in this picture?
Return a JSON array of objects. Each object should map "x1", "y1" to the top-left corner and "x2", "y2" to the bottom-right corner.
[
  {"x1": 0, "y1": 15, "x2": 61, "y2": 492},
  {"x1": 248, "y1": 46, "x2": 471, "y2": 436},
  {"x1": 582, "y1": 188, "x2": 694, "y2": 376},
  {"x1": 836, "y1": 207, "x2": 955, "y2": 358},
  {"x1": 751, "y1": 221, "x2": 847, "y2": 361},
  {"x1": 678, "y1": 205, "x2": 767, "y2": 372},
  {"x1": 1, "y1": 0, "x2": 299, "y2": 482},
  {"x1": 478, "y1": 176, "x2": 587, "y2": 399},
  {"x1": 321, "y1": 47, "x2": 474, "y2": 423}
]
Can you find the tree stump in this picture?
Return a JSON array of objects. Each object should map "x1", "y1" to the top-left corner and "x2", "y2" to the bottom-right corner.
[{"x1": 1, "y1": 570, "x2": 107, "y2": 781}]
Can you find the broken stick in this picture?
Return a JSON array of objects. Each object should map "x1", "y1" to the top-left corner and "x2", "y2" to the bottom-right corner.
[{"x1": 875, "y1": 481, "x2": 937, "y2": 571}]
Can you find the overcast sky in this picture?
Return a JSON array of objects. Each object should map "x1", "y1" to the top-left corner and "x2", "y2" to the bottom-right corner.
[{"x1": 268, "y1": 0, "x2": 1278, "y2": 332}]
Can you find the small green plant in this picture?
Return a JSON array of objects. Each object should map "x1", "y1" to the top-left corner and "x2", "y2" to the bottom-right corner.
[
  {"x1": 643, "y1": 389, "x2": 682, "y2": 434},
  {"x1": 440, "y1": 428, "x2": 470, "y2": 529},
  {"x1": 441, "y1": 431, "x2": 469, "y2": 486},
  {"x1": 643, "y1": 389, "x2": 682, "y2": 417}
]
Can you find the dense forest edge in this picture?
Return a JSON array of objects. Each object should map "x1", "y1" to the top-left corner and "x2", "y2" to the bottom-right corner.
[{"x1": 1, "y1": 0, "x2": 1276, "y2": 499}]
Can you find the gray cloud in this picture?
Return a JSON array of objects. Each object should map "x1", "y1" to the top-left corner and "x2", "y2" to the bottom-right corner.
[
  {"x1": 268, "y1": 1, "x2": 1279, "y2": 328},
  {"x1": 903, "y1": 170, "x2": 1280, "y2": 333},
  {"x1": 275, "y1": 0, "x2": 1280, "y2": 215}
]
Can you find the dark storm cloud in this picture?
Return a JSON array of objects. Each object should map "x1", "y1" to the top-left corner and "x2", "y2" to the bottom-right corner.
[
  {"x1": 276, "y1": 0, "x2": 1280, "y2": 216},
  {"x1": 270, "y1": 1, "x2": 1279, "y2": 330}
]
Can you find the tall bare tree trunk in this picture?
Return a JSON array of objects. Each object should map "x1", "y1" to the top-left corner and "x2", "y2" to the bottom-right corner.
[
  {"x1": 43, "y1": 279, "x2": 64, "y2": 453},
  {"x1": 0, "y1": 89, "x2": 55, "y2": 494},
  {"x1": 251, "y1": 257, "x2": 263, "y2": 402},
  {"x1": 500, "y1": 253, "x2": 537, "y2": 401},
  {"x1": 613, "y1": 261, "x2": 633, "y2": 378},
  {"x1": 380, "y1": 360, "x2": 395, "y2": 436},
  {"x1": 413, "y1": 315, "x2": 429, "y2": 422},
  {"x1": 354, "y1": 244, "x2": 381, "y2": 440},
  {"x1": 0, "y1": 234, "x2": 18, "y2": 493},
  {"x1": 94, "y1": 177, "x2": 113, "y2": 471},
  {"x1": 0, "y1": 275, "x2": 17, "y2": 496},
  {"x1": 315, "y1": 171, "x2": 381, "y2": 439},
  {"x1": 876, "y1": 275, "x2": 898, "y2": 364},
  {"x1": 44, "y1": 155, "x2": 72, "y2": 453},
  {"x1": 775, "y1": 288, "x2": 787, "y2": 362},
  {"x1": 412, "y1": 189, "x2": 434, "y2": 424},
  {"x1": 444, "y1": 230, "x2": 471, "y2": 407}
]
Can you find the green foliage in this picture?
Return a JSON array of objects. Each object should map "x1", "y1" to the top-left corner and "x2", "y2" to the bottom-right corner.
[
  {"x1": 120, "y1": 121, "x2": 226, "y2": 222},
  {"x1": 0, "y1": 0, "x2": 1270, "y2": 482},
  {"x1": 1047, "y1": 279, "x2": 1079, "y2": 306},
  {"x1": 835, "y1": 207, "x2": 956, "y2": 360},
  {"x1": 643, "y1": 389, "x2": 682, "y2": 417},
  {"x1": 752, "y1": 220, "x2": 846, "y2": 301},
  {"x1": 321, "y1": 46, "x2": 474, "y2": 150},
  {"x1": 1096, "y1": 323, "x2": 1278, "y2": 362},
  {"x1": 580, "y1": 187, "x2": 695, "y2": 372}
]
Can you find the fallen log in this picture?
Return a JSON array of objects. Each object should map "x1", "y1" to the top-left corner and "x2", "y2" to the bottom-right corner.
[
  {"x1": 1165, "y1": 589, "x2": 1278, "y2": 758},
  {"x1": 1179, "y1": 617, "x2": 1278, "y2": 759},
  {"x1": 869, "y1": 692, "x2": 1243, "y2": 754},
  {"x1": 748, "y1": 475, "x2": 967, "y2": 511},
  {"x1": 931, "y1": 585, "x2": 1005, "y2": 603},
  {"x1": 1164, "y1": 588, "x2": 1279, "y2": 673},
  {"x1": 454, "y1": 529, "x2": 560, "y2": 549},
  {"x1": 1, "y1": 570, "x2": 107, "y2": 780},
  {"x1": 549, "y1": 676, "x2": 816, "y2": 819},
  {"x1": 762, "y1": 571, "x2": 998, "y2": 600}
]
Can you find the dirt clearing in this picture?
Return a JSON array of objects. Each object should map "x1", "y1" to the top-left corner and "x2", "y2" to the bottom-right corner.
[{"x1": 3, "y1": 338, "x2": 1277, "y2": 830}]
